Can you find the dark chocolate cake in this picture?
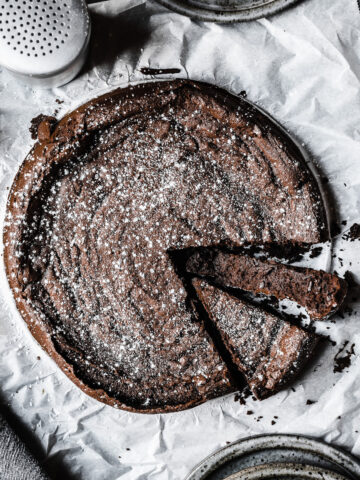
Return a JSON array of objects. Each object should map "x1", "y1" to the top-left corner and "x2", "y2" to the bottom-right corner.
[
  {"x1": 186, "y1": 251, "x2": 347, "y2": 320},
  {"x1": 192, "y1": 279, "x2": 319, "y2": 399},
  {"x1": 3, "y1": 80, "x2": 327, "y2": 412}
]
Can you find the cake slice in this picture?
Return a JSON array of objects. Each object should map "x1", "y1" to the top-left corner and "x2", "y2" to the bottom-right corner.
[
  {"x1": 187, "y1": 251, "x2": 347, "y2": 320},
  {"x1": 192, "y1": 278, "x2": 319, "y2": 399}
]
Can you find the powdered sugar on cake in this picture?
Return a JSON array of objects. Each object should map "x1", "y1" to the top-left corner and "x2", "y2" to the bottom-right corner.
[{"x1": 3, "y1": 80, "x2": 326, "y2": 412}]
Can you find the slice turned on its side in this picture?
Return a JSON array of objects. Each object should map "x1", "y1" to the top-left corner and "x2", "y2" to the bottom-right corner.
[{"x1": 187, "y1": 250, "x2": 347, "y2": 320}]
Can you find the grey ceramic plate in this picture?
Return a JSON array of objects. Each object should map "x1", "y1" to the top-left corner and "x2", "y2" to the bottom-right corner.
[
  {"x1": 185, "y1": 435, "x2": 360, "y2": 480},
  {"x1": 154, "y1": 0, "x2": 302, "y2": 23},
  {"x1": 225, "y1": 462, "x2": 349, "y2": 480}
]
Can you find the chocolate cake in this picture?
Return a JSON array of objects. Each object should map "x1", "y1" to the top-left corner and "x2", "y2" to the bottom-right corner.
[
  {"x1": 186, "y1": 251, "x2": 347, "y2": 320},
  {"x1": 3, "y1": 80, "x2": 327, "y2": 412},
  {"x1": 192, "y1": 279, "x2": 319, "y2": 399}
]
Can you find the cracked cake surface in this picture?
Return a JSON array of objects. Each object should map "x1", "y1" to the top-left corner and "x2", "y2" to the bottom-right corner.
[{"x1": 3, "y1": 80, "x2": 327, "y2": 412}]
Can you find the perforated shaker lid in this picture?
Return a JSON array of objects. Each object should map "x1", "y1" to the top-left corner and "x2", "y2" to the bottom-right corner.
[{"x1": 0, "y1": 0, "x2": 90, "y2": 78}]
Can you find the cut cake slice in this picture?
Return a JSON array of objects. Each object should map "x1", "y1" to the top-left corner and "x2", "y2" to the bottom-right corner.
[
  {"x1": 192, "y1": 278, "x2": 319, "y2": 399},
  {"x1": 187, "y1": 250, "x2": 347, "y2": 320}
]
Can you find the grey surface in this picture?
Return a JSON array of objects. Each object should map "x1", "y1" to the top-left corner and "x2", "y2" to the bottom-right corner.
[
  {"x1": 0, "y1": 410, "x2": 49, "y2": 480},
  {"x1": 186, "y1": 435, "x2": 360, "y2": 480},
  {"x1": 153, "y1": 0, "x2": 303, "y2": 22}
]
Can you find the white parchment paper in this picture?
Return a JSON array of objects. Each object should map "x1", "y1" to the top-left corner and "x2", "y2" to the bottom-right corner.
[{"x1": 1, "y1": 0, "x2": 360, "y2": 478}]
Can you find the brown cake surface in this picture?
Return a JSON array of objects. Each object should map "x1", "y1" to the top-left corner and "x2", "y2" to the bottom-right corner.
[
  {"x1": 186, "y1": 251, "x2": 347, "y2": 320},
  {"x1": 192, "y1": 279, "x2": 319, "y2": 399},
  {"x1": 3, "y1": 80, "x2": 327, "y2": 412}
]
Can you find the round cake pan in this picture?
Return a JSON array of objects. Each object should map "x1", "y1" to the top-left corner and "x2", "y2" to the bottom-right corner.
[
  {"x1": 224, "y1": 462, "x2": 350, "y2": 480},
  {"x1": 185, "y1": 434, "x2": 360, "y2": 480},
  {"x1": 154, "y1": 0, "x2": 302, "y2": 23}
]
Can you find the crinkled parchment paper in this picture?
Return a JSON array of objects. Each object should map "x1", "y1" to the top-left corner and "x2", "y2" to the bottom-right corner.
[{"x1": 1, "y1": 0, "x2": 360, "y2": 478}]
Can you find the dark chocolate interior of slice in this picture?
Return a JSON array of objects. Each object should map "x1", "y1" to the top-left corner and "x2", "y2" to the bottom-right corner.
[{"x1": 186, "y1": 250, "x2": 347, "y2": 320}]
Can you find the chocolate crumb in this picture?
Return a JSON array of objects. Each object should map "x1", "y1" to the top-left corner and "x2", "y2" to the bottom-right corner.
[
  {"x1": 343, "y1": 223, "x2": 360, "y2": 242},
  {"x1": 29, "y1": 114, "x2": 57, "y2": 142},
  {"x1": 334, "y1": 341, "x2": 356, "y2": 373},
  {"x1": 306, "y1": 399, "x2": 316, "y2": 405},
  {"x1": 246, "y1": 410, "x2": 254, "y2": 415},
  {"x1": 234, "y1": 388, "x2": 251, "y2": 405},
  {"x1": 309, "y1": 246, "x2": 323, "y2": 259},
  {"x1": 140, "y1": 67, "x2": 181, "y2": 75}
]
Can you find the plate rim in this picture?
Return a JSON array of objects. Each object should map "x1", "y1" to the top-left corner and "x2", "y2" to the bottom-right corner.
[
  {"x1": 224, "y1": 462, "x2": 350, "y2": 480},
  {"x1": 184, "y1": 434, "x2": 360, "y2": 480},
  {"x1": 153, "y1": 0, "x2": 302, "y2": 23}
]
